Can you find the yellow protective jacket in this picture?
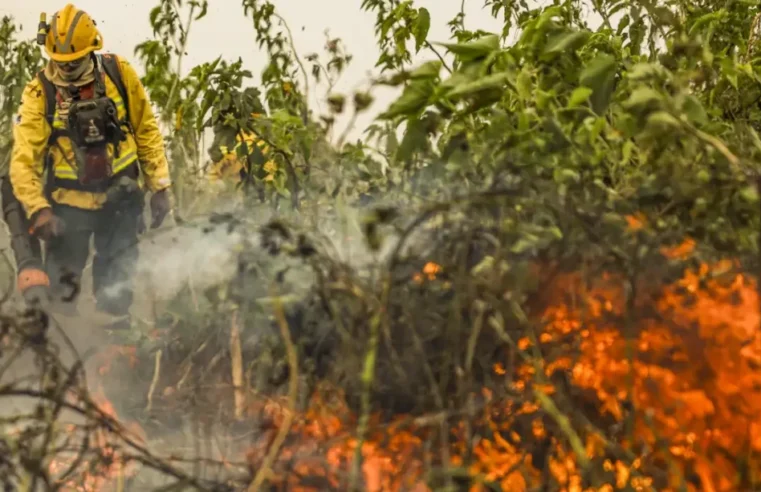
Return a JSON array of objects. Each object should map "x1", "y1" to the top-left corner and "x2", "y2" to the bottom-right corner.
[
  {"x1": 10, "y1": 55, "x2": 171, "y2": 219},
  {"x1": 207, "y1": 131, "x2": 276, "y2": 183}
]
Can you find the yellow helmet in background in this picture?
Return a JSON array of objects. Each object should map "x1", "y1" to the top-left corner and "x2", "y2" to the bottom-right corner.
[{"x1": 43, "y1": 4, "x2": 103, "y2": 62}]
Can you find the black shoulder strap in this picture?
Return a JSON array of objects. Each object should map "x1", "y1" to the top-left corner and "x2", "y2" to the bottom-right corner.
[
  {"x1": 37, "y1": 70, "x2": 57, "y2": 130},
  {"x1": 36, "y1": 70, "x2": 61, "y2": 199},
  {"x1": 98, "y1": 54, "x2": 133, "y2": 132},
  {"x1": 37, "y1": 70, "x2": 69, "y2": 151}
]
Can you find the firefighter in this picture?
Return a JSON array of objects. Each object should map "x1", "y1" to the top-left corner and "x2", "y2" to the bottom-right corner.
[
  {"x1": 207, "y1": 118, "x2": 275, "y2": 186},
  {"x1": 10, "y1": 4, "x2": 171, "y2": 332},
  {"x1": 206, "y1": 122, "x2": 278, "y2": 205}
]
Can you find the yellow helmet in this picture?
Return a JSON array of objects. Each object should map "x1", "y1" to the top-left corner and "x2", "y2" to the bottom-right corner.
[{"x1": 44, "y1": 4, "x2": 103, "y2": 62}]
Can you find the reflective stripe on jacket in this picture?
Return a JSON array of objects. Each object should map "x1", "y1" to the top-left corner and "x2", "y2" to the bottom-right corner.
[{"x1": 10, "y1": 55, "x2": 171, "y2": 218}]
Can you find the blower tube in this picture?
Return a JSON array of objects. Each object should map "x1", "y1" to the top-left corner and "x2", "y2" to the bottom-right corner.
[{"x1": 0, "y1": 176, "x2": 50, "y2": 304}]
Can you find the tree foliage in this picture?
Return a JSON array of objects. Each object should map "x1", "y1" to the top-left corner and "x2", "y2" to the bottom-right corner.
[{"x1": 0, "y1": 16, "x2": 43, "y2": 175}]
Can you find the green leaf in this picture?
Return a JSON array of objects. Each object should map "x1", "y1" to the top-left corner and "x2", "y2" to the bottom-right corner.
[
  {"x1": 544, "y1": 30, "x2": 590, "y2": 54},
  {"x1": 511, "y1": 234, "x2": 539, "y2": 254},
  {"x1": 197, "y1": 91, "x2": 215, "y2": 127},
  {"x1": 568, "y1": 86, "x2": 593, "y2": 108},
  {"x1": 747, "y1": 126, "x2": 761, "y2": 153},
  {"x1": 688, "y1": 9, "x2": 727, "y2": 35},
  {"x1": 439, "y1": 72, "x2": 473, "y2": 91},
  {"x1": 149, "y1": 6, "x2": 162, "y2": 29},
  {"x1": 580, "y1": 54, "x2": 617, "y2": 87},
  {"x1": 458, "y1": 58, "x2": 488, "y2": 78},
  {"x1": 623, "y1": 87, "x2": 663, "y2": 109},
  {"x1": 354, "y1": 92, "x2": 375, "y2": 112},
  {"x1": 210, "y1": 125, "x2": 239, "y2": 159},
  {"x1": 646, "y1": 111, "x2": 680, "y2": 129},
  {"x1": 651, "y1": 6, "x2": 677, "y2": 26},
  {"x1": 545, "y1": 118, "x2": 571, "y2": 151},
  {"x1": 385, "y1": 127, "x2": 399, "y2": 156},
  {"x1": 376, "y1": 71, "x2": 408, "y2": 87},
  {"x1": 208, "y1": 145, "x2": 223, "y2": 163},
  {"x1": 721, "y1": 57, "x2": 738, "y2": 88},
  {"x1": 413, "y1": 8, "x2": 431, "y2": 52},
  {"x1": 396, "y1": 118, "x2": 427, "y2": 163},
  {"x1": 739, "y1": 185, "x2": 759, "y2": 203},
  {"x1": 680, "y1": 95, "x2": 707, "y2": 125},
  {"x1": 471, "y1": 255, "x2": 496, "y2": 276},
  {"x1": 726, "y1": 72, "x2": 738, "y2": 89},
  {"x1": 327, "y1": 94, "x2": 346, "y2": 114},
  {"x1": 580, "y1": 54, "x2": 617, "y2": 114},
  {"x1": 436, "y1": 34, "x2": 500, "y2": 62},
  {"x1": 194, "y1": 1, "x2": 209, "y2": 20},
  {"x1": 621, "y1": 139, "x2": 634, "y2": 165},
  {"x1": 616, "y1": 14, "x2": 630, "y2": 35},
  {"x1": 446, "y1": 72, "x2": 513, "y2": 101},
  {"x1": 409, "y1": 60, "x2": 442, "y2": 80},
  {"x1": 627, "y1": 62, "x2": 670, "y2": 82},
  {"x1": 553, "y1": 168, "x2": 580, "y2": 183},
  {"x1": 464, "y1": 89, "x2": 504, "y2": 113},
  {"x1": 441, "y1": 131, "x2": 468, "y2": 161},
  {"x1": 379, "y1": 80, "x2": 434, "y2": 119},
  {"x1": 516, "y1": 68, "x2": 532, "y2": 99}
]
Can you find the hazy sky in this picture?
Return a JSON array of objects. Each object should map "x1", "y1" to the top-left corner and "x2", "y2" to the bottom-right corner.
[{"x1": 2, "y1": 1, "x2": 506, "y2": 140}]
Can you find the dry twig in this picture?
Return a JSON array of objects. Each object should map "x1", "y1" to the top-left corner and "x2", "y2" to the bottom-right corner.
[
  {"x1": 145, "y1": 349, "x2": 163, "y2": 413},
  {"x1": 246, "y1": 285, "x2": 299, "y2": 491},
  {"x1": 231, "y1": 309, "x2": 246, "y2": 420}
]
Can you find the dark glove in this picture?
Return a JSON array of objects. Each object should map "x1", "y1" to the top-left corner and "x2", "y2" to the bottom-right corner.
[
  {"x1": 150, "y1": 189, "x2": 171, "y2": 229},
  {"x1": 29, "y1": 208, "x2": 65, "y2": 241}
]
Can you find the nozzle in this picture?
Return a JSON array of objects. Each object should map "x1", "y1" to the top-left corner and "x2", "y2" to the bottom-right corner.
[
  {"x1": 17, "y1": 267, "x2": 50, "y2": 293},
  {"x1": 36, "y1": 13, "x2": 48, "y2": 46},
  {"x1": 18, "y1": 267, "x2": 51, "y2": 307}
]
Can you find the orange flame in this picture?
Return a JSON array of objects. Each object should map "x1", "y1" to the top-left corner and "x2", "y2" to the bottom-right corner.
[
  {"x1": 244, "y1": 241, "x2": 761, "y2": 491},
  {"x1": 413, "y1": 262, "x2": 441, "y2": 284},
  {"x1": 48, "y1": 346, "x2": 145, "y2": 491}
]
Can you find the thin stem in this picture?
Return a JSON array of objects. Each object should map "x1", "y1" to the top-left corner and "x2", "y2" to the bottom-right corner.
[
  {"x1": 349, "y1": 277, "x2": 387, "y2": 491},
  {"x1": 336, "y1": 109, "x2": 359, "y2": 149},
  {"x1": 163, "y1": 2, "x2": 196, "y2": 126},
  {"x1": 425, "y1": 41, "x2": 453, "y2": 73},
  {"x1": 274, "y1": 12, "x2": 310, "y2": 124}
]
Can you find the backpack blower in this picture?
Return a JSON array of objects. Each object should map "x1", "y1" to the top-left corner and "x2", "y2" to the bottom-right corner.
[
  {"x1": 1, "y1": 176, "x2": 50, "y2": 306},
  {"x1": 0, "y1": 13, "x2": 55, "y2": 307}
]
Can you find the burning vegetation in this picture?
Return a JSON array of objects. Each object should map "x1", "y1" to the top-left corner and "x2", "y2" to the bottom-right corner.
[{"x1": 2, "y1": 201, "x2": 761, "y2": 491}]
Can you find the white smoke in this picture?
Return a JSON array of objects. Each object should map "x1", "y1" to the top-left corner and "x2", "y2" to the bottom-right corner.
[{"x1": 104, "y1": 217, "x2": 248, "y2": 302}]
